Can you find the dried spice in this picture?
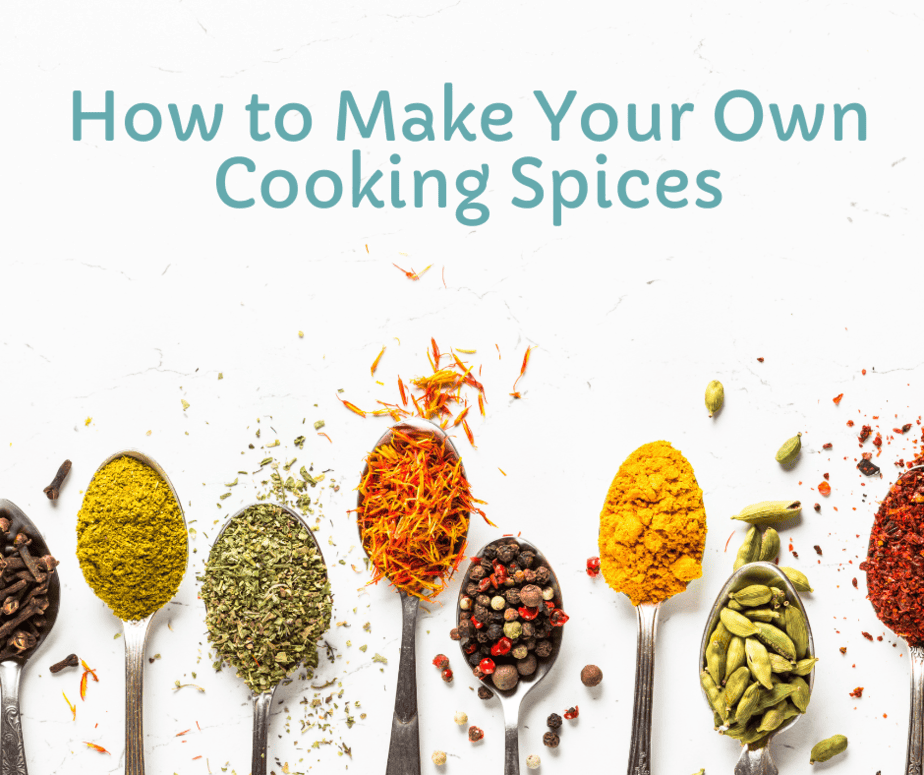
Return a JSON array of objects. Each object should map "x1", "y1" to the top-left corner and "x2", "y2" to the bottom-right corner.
[
  {"x1": 49, "y1": 654, "x2": 79, "y2": 673},
  {"x1": 861, "y1": 461, "x2": 924, "y2": 645},
  {"x1": 76, "y1": 456, "x2": 187, "y2": 621},
  {"x1": 858, "y1": 459, "x2": 880, "y2": 477},
  {"x1": 200, "y1": 503, "x2": 332, "y2": 694},
  {"x1": 599, "y1": 441, "x2": 706, "y2": 606},
  {"x1": 43, "y1": 459, "x2": 72, "y2": 500},
  {"x1": 357, "y1": 427, "x2": 490, "y2": 601}
]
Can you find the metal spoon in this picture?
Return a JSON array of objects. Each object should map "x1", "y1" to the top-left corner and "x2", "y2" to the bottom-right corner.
[
  {"x1": 83, "y1": 450, "x2": 188, "y2": 775},
  {"x1": 699, "y1": 561, "x2": 815, "y2": 775},
  {"x1": 0, "y1": 499, "x2": 61, "y2": 775},
  {"x1": 456, "y1": 536, "x2": 565, "y2": 775},
  {"x1": 356, "y1": 418, "x2": 467, "y2": 775},
  {"x1": 865, "y1": 464, "x2": 924, "y2": 775},
  {"x1": 205, "y1": 501, "x2": 330, "y2": 775}
]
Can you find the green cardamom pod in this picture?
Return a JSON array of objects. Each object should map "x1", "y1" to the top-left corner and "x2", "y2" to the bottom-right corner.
[
  {"x1": 731, "y1": 500, "x2": 802, "y2": 526},
  {"x1": 706, "y1": 640, "x2": 727, "y2": 685},
  {"x1": 720, "y1": 608, "x2": 759, "y2": 638},
  {"x1": 757, "y1": 700, "x2": 791, "y2": 733},
  {"x1": 734, "y1": 681, "x2": 762, "y2": 725},
  {"x1": 729, "y1": 585, "x2": 773, "y2": 607},
  {"x1": 733, "y1": 526, "x2": 760, "y2": 570},
  {"x1": 724, "y1": 665, "x2": 752, "y2": 708},
  {"x1": 810, "y1": 734, "x2": 848, "y2": 764},
  {"x1": 743, "y1": 608, "x2": 782, "y2": 623},
  {"x1": 768, "y1": 653, "x2": 796, "y2": 673},
  {"x1": 754, "y1": 682, "x2": 796, "y2": 712},
  {"x1": 777, "y1": 567, "x2": 814, "y2": 593},
  {"x1": 745, "y1": 637, "x2": 773, "y2": 689},
  {"x1": 725, "y1": 636, "x2": 746, "y2": 681},
  {"x1": 728, "y1": 599, "x2": 745, "y2": 611},
  {"x1": 783, "y1": 606, "x2": 809, "y2": 660},
  {"x1": 792, "y1": 656, "x2": 819, "y2": 676},
  {"x1": 759, "y1": 528, "x2": 781, "y2": 562},
  {"x1": 790, "y1": 675, "x2": 811, "y2": 713},
  {"x1": 705, "y1": 380, "x2": 725, "y2": 417},
  {"x1": 775, "y1": 433, "x2": 802, "y2": 465},
  {"x1": 710, "y1": 622, "x2": 733, "y2": 650},
  {"x1": 755, "y1": 622, "x2": 797, "y2": 661}
]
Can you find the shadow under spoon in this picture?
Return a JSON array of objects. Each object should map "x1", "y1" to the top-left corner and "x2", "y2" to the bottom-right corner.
[
  {"x1": 457, "y1": 536, "x2": 565, "y2": 775},
  {"x1": 699, "y1": 562, "x2": 815, "y2": 775},
  {"x1": 0, "y1": 499, "x2": 61, "y2": 775},
  {"x1": 204, "y1": 502, "x2": 329, "y2": 775},
  {"x1": 356, "y1": 418, "x2": 467, "y2": 775},
  {"x1": 83, "y1": 450, "x2": 189, "y2": 775}
]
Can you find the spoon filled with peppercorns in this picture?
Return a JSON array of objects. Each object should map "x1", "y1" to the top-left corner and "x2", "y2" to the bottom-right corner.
[
  {"x1": 0, "y1": 500, "x2": 61, "y2": 774},
  {"x1": 453, "y1": 536, "x2": 568, "y2": 775},
  {"x1": 356, "y1": 418, "x2": 490, "y2": 775}
]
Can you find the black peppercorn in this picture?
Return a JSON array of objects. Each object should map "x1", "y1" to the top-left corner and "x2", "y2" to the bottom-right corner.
[
  {"x1": 480, "y1": 644, "x2": 493, "y2": 656},
  {"x1": 521, "y1": 622, "x2": 535, "y2": 640},
  {"x1": 474, "y1": 604, "x2": 489, "y2": 621},
  {"x1": 465, "y1": 582, "x2": 479, "y2": 597},
  {"x1": 522, "y1": 568, "x2": 536, "y2": 584},
  {"x1": 505, "y1": 588, "x2": 521, "y2": 606},
  {"x1": 476, "y1": 594, "x2": 491, "y2": 608},
  {"x1": 535, "y1": 566, "x2": 551, "y2": 585},
  {"x1": 480, "y1": 558, "x2": 493, "y2": 573},
  {"x1": 491, "y1": 611, "x2": 506, "y2": 624},
  {"x1": 458, "y1": 611, "x2": 472, "y2": 623},
  {"x1": 469, "y1": 565, "x2": 487, "y2": 581},
  {"x1": 486, "y1": 624, "x2": 504, "y2": 642},
  {"x1": 478, "y1": 685, "x2": 494, "y2": 700},
  {"x1": 547, "y1": 713, "x2": 562, "y2": 729},
  {"x1": 458, "y1": 619, "x2": 473, "y2": 636},
  {"x1": 519, "y1": 551, "x2": 536, "y2": 568},
  {"x1": 482, "y1": 546, "x2": 497, "y2": 560},
  {"x1": 542, "y1": 731, "x2": 560, "y2": 748},
  {"x1": 450, "y1": 627, "x2": 461, "y2": 641},
  {"x1": 503, "y1": 607, "x2": 519, "y2": 622},
  {"x1": 496, "y1": 544, "x2": 518, "y2": 564},
  {"x1": 476, "y1": 630, "x2": 490, "y2": 644},
  {"x1": 535, "y1": 621, "x2": 552, "y2": 640},
  {"x1": 536, "y1": 640, "x2": 553, "y2": 658}
]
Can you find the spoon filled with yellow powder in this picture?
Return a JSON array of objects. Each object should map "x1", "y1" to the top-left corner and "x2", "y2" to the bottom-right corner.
[
  {"x1": 598, "y1": 440, "x2": 706, "y2": 775},
  {"x1": 77, "y1": 451, "x2": 188, "y2": 775}
]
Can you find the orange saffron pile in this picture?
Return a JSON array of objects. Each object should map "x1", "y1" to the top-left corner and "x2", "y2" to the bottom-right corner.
[{"x1": 357, "y1": 428, "x2": 492, "y2": 601}]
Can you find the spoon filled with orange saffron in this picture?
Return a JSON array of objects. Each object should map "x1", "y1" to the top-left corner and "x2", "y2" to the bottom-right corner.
[
  {"x1": 356, "y1": 418, "x2": 491, "y2": 775},
  {"x1": 598, "y1": 441, "x2": 707, "y2": 775}
]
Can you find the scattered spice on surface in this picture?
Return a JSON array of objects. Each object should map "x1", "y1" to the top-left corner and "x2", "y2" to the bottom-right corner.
[
  {"x1": 580, "y1": 664, "x2": 603, "y2": 687},
  {"x1": 833, "y1": 393, "x2": 844, "y2": 405},
  {"x1": 547, "y1": 713, "x2": 562, "y2": 729},
  {"x1": 76, "y1": 456, "x2": 186, "y2": 621},
  {"x1": 453, "y1": 711, "x2": 468, "y2": 726},
  {"x1": 526, "y1": 754, "x2": 541, "y2": 769},
  {"x1": 43, "y1": 459, "x2": 72, "y2": 500},
  {"x1": 468, "y1": 725, "x2": 484, "y2": 742},
  {"x1": 431, "y1": 750, "x2": 447, "y2": 766},
  {"x1": 356, "y1": 424, "x2": 490, "y2": 601},
  {"x1": 861, "y1": 631, "x2": 874, "y2": 641},
  {"x1": 598, "y1": 441, "x2": 706, "y2": 606},
  {"x1": 818, "y1": 481, "x2": 831, "y2": 497},
  {"x1": 564, "y1": 706, "x2": 579, "y2": 720},
  {"x1": 49, "y1": 654, "x2": 79, "y2": 674},
  {"x1": 849, "y1": 687, "x2": 864, "y2": 698},
  {"x1": 543, "y1": 731, "x2": 560, "y2": 748},
  {"x1": 858, "y1": 459, "x2": 881, "y2": 477},
  {"x1": 510, "y1": 346, "x2": 536, "y2": 399},
  {"x1": 83, "y1": 742, "x2": 110, "y2": 755},
  {"x1": 200, "y1": 503, "x2": 332, "y2": 694},
  {"x1": 585, "y1": 556, "x2": 600, "y2": 577}
]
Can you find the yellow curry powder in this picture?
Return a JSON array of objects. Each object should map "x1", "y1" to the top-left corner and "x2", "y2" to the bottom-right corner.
[
  {"x1": 77, "y1": 456, "x2": 187, "y2": 621},
  {"x1": 598, "y1": 441, "x2": 706, "y2": 606}
]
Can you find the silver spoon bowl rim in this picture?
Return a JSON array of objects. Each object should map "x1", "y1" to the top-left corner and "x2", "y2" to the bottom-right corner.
[
  {"x1": 355, "y1": 418, "x2": 467, "y2": 593},
  {"x1": 699, "y1": 561, "x2": 815, "y2": 746},
  {"x1": 83, "y1": 449, "x2": 189, "y2": 622},
  {"x1": 0, "y1": 499, "x2": 62, "y2": 665},
  {"x1": 456, "y1": 535, "x2": 565, "y2": 707}
]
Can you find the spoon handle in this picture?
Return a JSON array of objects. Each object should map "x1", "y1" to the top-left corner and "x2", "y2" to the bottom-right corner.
[
  {"x1": 251, "y1": 691, "x2": 273, "y2": 775},
  {"x1": 123, "y1": 615, "x2": 154, "y2": 775},
  {"x1": 503, "y1": 705, "x2": 520, "y2": 775},
  {"x1": 0, "y1": 661, "x2": 27, "y2": 775},
  {"x1": 627, "y1": 602, "x2": 660, "y2": 775},
  {"x1": 907, "y1": 646, "x2": 924, "y2": 775},
  {"x1": 734, "y1": 744, "x2": 778, "y2": 775},
  {"x1": 385, "y1": 591, "x2": 421, "y2": 775}
]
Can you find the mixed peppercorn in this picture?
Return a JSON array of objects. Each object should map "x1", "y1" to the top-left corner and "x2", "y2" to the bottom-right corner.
[{"x1": 452, "y1": 539, "x2": 567, "y2": 691}]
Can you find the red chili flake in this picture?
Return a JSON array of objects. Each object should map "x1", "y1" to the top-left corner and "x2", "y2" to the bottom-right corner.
[
  {"x1": 586, "y1": 556, "x2": 601, "y2": 577},
  {"x1": 83, "y1": 743, "x2": 110, "y2": 755},
  {"x1": 491, "y1": 638, "x2": 512, "y2": 657},
  {"x1": 823, "y1": 472, "x2": 830, "y2": 480},
  {"x1": 861, "y1": 631, "x2": 873, "y2": 641},
  {"x1": 757, "y1": 357, "x2": 764, "y2": 362},
  {"x1": 858, "y1": 459, "x2": 880, "y2": 477},
  {"x1": 852, "y1": 578, "x2": 858, "y2": 589},
  {"x1": 814, "y1": 503, "x2": 821, "y2": 512},
  {"x1": 902, "y1": 423, "x2": 913, "y2": 433},
  {"x1": 847, "y1": 420, "x2": 855, "y2": 427},
  {"x1": 550, "y1": 609, "x2": 570, "y2": 627},
  {"x1": 840, "y1": 647, "x2": 847, "y2": 654},
  {"x1": 477, "y1": 577, "x2": 493, "y2": 593},
  {"x1": 833, "y1": 393, "x2": 844, "y2": 405},
  {"x1": 859, "y1": 425, "x2": 872, "y2": 442},
  {"x1": 441, "y1": 668, "x2": 454, "y2": 683},
  {"x1": 518, "y1": 606, "x2": 539, "y2": 621},
  {"x1": 432, "y1": 654, "x2": 449, "y2": 669},
  {"x1": 862, "y1": 369, "x2": 867, "y2": 375},
  {"x1": 792, "y1": 550, "x2": 799, "y2": 559},
  {"x1": 814, "y1": 545, "x2": 823, "y2": 556},
  {"x1": 862, "y1": 452, "x2": 873, "y2": 461},
  {"x1": 479, "y1": 658, "x2": 496, "y2": 675},
  {"x1": 849, "y1": 686, "x2": 864, "y2": 698},
  {"x1": 563, "y1": 706, "x2": 579, "y2": 720},
  {"x1": 468, "y1": 725, "x2": 484, "y2": 742},
  {"x1": 873, "y1": 433, "x2": 883, "y2": 448},
  {"x1": 818, "y1": 481, "x2": 831, "y2": 496},
  {"x1": 510, "y1": 346, "x2": 536, "y2": 397},
  {"x1": 823, "y1": 443, "x2": 833, "y2": 449}
]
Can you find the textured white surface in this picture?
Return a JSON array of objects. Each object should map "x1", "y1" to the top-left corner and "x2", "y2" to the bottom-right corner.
[{"x1": 0, "y1": 1, "x2": 921, "y2": 773}]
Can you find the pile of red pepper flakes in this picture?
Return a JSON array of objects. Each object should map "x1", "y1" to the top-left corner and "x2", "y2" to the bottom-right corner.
[{"x1": 859, "y1": 454, "x2": 924, "y2": 644}]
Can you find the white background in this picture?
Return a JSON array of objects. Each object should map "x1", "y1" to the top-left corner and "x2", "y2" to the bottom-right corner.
[{"x1": 1, "y1": 1, "x2": 921, "y2": 773}]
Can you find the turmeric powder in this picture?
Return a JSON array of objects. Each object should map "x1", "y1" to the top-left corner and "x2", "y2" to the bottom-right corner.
[{"x1": 598, "y1": 441, "x2": 706, "y2": 606}]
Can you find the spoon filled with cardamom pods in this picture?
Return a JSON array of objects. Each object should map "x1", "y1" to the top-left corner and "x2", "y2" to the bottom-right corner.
[
  {"x1": 77, "y1": 451, "x2": 188, "y2": 775},
  {"x1": 699, "y1": 561, "x2": 816, "y2": 775},
  {"x1": 0, "y1": 499, "x2": 61, "y2": 775},
  {"x1": 201, "y1": 501, "x2": 332, "y2": 775},
  {"x1": 356, "y1": 417, "x2": 490, "y2": 775}
]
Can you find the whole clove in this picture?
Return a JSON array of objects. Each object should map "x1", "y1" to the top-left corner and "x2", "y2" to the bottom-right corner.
[
  {"x1": 49, "y1": 653, "x2": 80, "y2": 673},
  {"x1": 43, "y1": 459, "x2": 72, "y2": 500}
]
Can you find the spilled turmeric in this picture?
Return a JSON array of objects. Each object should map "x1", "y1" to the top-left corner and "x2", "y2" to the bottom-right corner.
[{"x1": 598, "y1": 441, "x2": 706, "y2": 606}]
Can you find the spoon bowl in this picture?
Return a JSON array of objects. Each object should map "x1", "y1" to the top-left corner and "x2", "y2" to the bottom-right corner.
[
  {"x1": 84, "y1": 450, "x2": 189, "y2": 775},
  {"x1": 456, "y1": 536, "x2": 565, "y2": 775},
  {"x1": 356, "y1": 418, "x2": 468, "y2": 775},
  {"x1": 205, "y1": 501, "x2": 329, "y2": 775},
  {"x1": 0, "y1": 499, "x2": 61, "y2": 775},
  {"x1": 700, "y1": 561, "x2": 815, "y2": 775}
]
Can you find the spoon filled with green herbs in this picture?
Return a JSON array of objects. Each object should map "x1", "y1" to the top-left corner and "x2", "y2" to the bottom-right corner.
[{"x1": 200, "y1": 502, "x2": 332, "y2": 775}]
